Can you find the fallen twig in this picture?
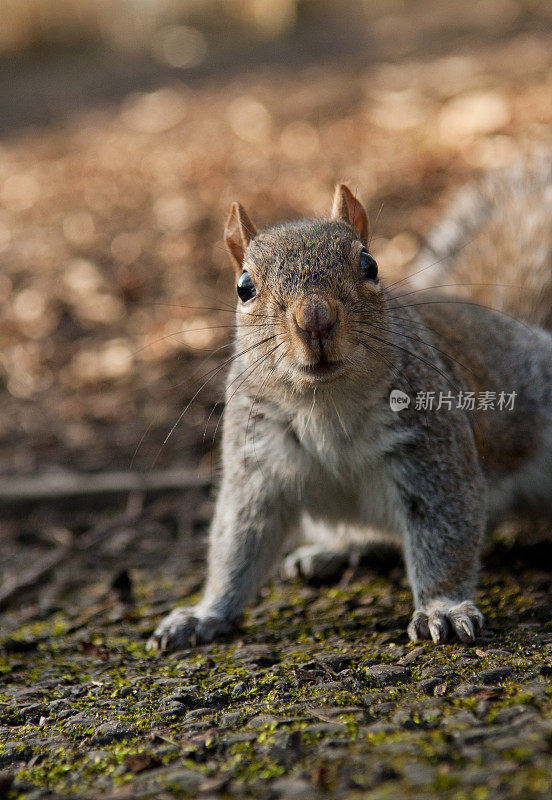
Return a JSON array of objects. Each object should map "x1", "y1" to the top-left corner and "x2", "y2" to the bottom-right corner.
[
  {"x1": 0, "y1": 546, "x2": 70, "y2": 613},
  {"x1": 305, "y1": 706, "x2": 347, "y2": 725},
  {"x1": 0, "y1": 495, "x2": 145, "y2": 612},
  {"x1": 0, "y1": 466, "x2": 210, "y2": 506}
]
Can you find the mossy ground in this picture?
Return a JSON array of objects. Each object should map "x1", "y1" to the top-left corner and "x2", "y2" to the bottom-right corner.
[{"x1": 2, "y1": 544, "x2": 552, "y2": 800}]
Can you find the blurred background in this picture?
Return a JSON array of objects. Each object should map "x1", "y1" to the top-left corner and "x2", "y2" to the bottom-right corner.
[
  {"x1": 1, "y1": 0, "x2": 552, "y2": 481},
  {"x1": 0, "y1": 0, "x2": 550, "y2": 642}
]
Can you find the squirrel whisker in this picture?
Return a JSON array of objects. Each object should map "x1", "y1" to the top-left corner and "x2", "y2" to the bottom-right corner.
[
  {"x1": 389, "y1": 281, "x2": 531, "y2": 304},
  {"x1": 385, "y1": 237, "x2": 475, "y2": 291},
  {"x1": 243, "y1": 349, "x2": 288, "y2": 476},
  {"x1": 352, "y1": 327, "x2": 461, "y2": 396},
  {"x1": 384, "y1": 298, "x2": 535, "y2": 334},
  {"x1": 132, "y1": 322, "x2": 279, "y2": 360},
  {"x1": 148, "y1": 334, "x2": 280, "y2": 469},
  {"x1": 353, "y1": 318, "x2": 472, "y2": 375},
  {"x1": 207, "y1": 341, "x2": 284, "y2": 451}
]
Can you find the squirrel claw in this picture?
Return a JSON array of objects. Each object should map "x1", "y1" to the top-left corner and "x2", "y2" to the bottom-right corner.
[
  {"x1": 408, "y1": 600, "x2": 483, "y2": 644},
  {"x1": 147, "y1": 608, "x2": 229, "y2": 653},
  {"x1": 428, "y1": 614, "x2": 449, "y2": 644}
]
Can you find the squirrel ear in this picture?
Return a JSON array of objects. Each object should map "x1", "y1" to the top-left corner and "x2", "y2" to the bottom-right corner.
[
  {"x1": 224, "y1": 202, "x2": 257, "y2": 275},
  {"x1": 331, "y1": 184, "x2": 369, "y2": 244}
]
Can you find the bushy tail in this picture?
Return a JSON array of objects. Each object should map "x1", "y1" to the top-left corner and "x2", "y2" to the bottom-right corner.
[{"x1": 408, "y1": 157, "x2": 552, "y2": 330}]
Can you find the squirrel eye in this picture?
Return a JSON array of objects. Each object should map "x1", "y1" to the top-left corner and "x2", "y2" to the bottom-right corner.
[
  {"x1": 237, "y1": 271, "x2": 257, "y2": 302},
  {"x1": 359, "y1": 249, "x2": 378, "y2": 281}
]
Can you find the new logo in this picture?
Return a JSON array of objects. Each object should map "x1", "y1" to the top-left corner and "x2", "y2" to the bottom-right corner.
[{"x1": 390, "y1": 389, "x2": 410, "y2": 412}]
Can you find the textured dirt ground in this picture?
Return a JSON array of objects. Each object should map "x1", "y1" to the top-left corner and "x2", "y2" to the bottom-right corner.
[
  {"x1": 1, "y1": 1, "x2": 552, "y2": 798},
  {"x1": 1, "y1": 546, "x2": 552, "y2": 800}
]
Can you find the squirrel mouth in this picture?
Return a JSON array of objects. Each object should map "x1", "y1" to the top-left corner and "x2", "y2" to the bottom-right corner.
[{"x1": 299, "y1": 360, "x2": 343, "y2": 378}]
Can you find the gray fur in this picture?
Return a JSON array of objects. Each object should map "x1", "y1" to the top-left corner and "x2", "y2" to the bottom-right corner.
[{"x1": 150, "y1": 169, "x2": 552, "y2": 651}]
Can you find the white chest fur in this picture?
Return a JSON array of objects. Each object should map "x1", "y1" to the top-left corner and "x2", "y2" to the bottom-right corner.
[{"x1": 251, "y1": 392, "x2": 408, "y2": 538}]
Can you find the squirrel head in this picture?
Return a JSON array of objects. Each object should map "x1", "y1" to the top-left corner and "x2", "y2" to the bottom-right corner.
[{"x1": 224, "y1": 184, "x2": 391, "y2": 392}]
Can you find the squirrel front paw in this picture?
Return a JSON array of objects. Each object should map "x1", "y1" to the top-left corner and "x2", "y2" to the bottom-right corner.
[
  {"x1": 147, "y1": 607, "x2": 232, "y2": 652},
  {"x1": 407, "y1": 599, "x2": 484, "y2": 644}
]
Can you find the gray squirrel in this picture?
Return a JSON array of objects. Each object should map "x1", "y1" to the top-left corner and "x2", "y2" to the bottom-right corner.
[{"x1": 149, "y1": 161, "x2": 552, "y2": 651}]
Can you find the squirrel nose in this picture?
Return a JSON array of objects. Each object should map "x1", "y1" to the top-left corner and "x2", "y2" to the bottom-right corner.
[{"x1": 294, "y1": 295, "x2": 338, "y2": 345}]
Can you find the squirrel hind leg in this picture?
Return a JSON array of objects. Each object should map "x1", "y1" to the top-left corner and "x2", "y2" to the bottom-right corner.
[
  {"x1": 281, "y1": 540, "x2": 401, "y2": 585},
  {"x1": 283, "y1": 517, "x2": 402, "y2": 584},
  {"x1": 281, "y1": 544, "x2": 352, "y2": 584}
]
